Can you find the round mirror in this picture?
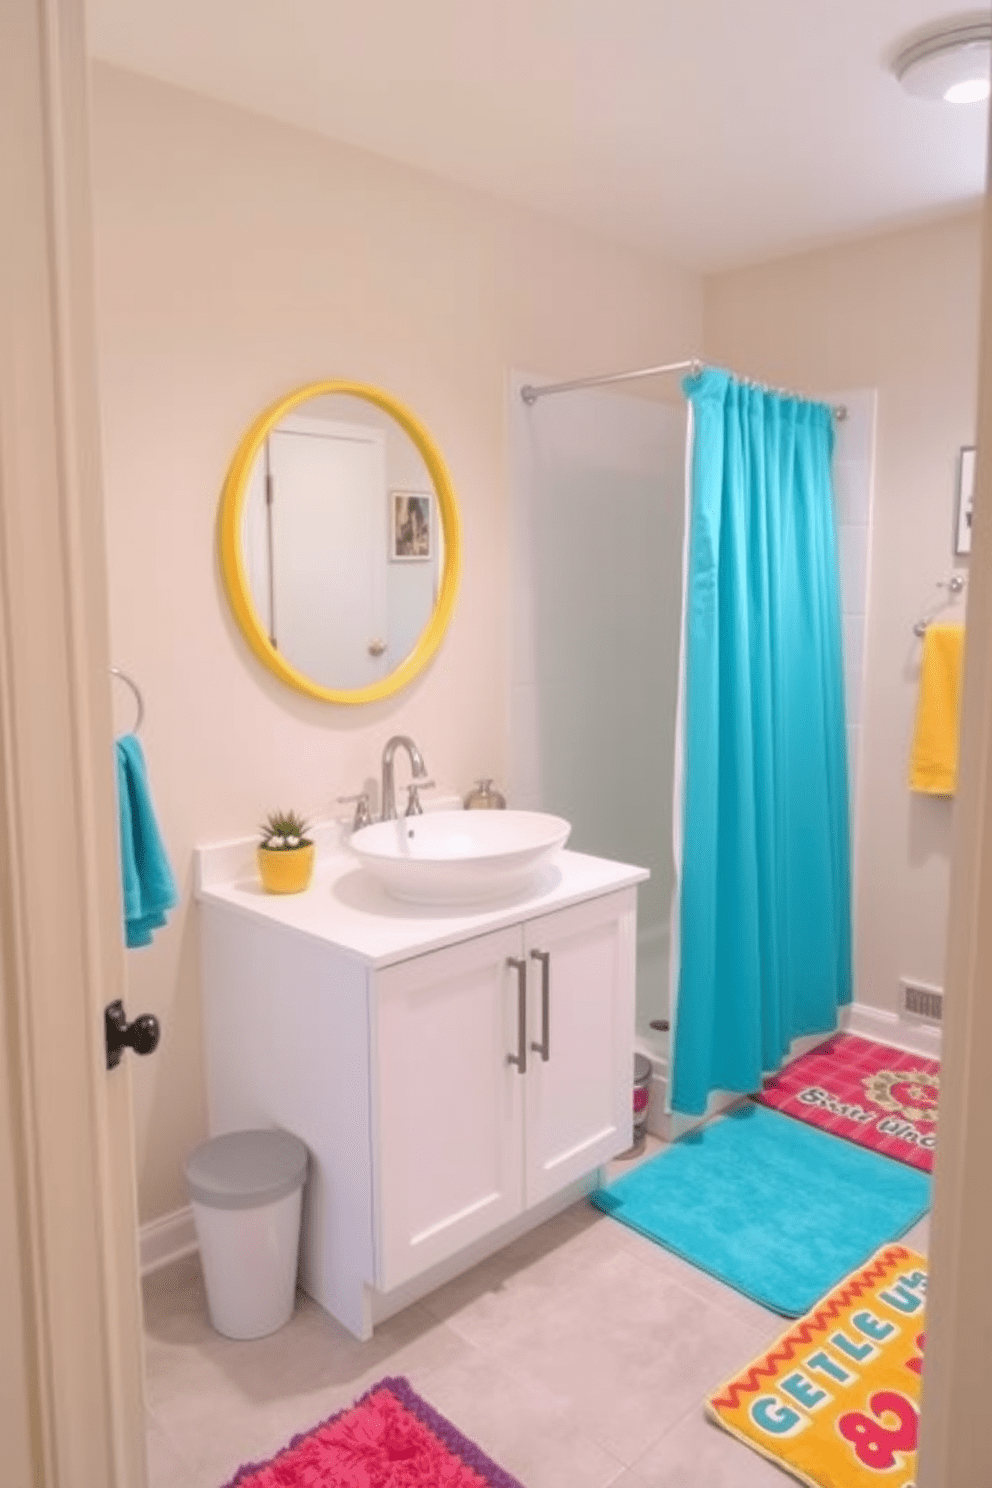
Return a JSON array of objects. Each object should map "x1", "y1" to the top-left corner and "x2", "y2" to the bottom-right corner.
[{"x1": 218, "y1": 381, "x2": 461, "y2": 703}]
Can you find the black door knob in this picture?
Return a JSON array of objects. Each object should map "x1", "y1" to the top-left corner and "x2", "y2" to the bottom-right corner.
[{"x1": 105, "y1": 999, "x2": 161, "y2": 1070}]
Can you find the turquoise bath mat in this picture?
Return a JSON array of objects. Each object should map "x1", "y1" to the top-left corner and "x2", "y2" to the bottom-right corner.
[{"x1": 592, "y1": 1102, "x2": 931, "y2": 1316}]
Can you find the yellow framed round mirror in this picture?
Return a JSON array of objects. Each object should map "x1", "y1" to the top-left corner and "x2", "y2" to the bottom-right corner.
[{"x1": 218, "y1": 381, "x2": 461, "y2": 704}]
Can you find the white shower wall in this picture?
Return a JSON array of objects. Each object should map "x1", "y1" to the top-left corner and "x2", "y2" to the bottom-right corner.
[
  {"x1": 508, "y1": 375, "x2": 687, "y2": 1038},
  {"x1": 829, "y1": 388, "x2": 878, "y2": 827},
  {"x1": 509, "y1": 375, "x2": 875, "y2": 1070}
]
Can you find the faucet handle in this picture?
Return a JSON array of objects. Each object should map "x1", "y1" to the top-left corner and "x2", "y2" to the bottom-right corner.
[
  {"x1": 404, "y1": 780, "x2": 435, "y2": 817},
  {"x1": 337, "y1": 791, "x2": 373, "y2": 831}
]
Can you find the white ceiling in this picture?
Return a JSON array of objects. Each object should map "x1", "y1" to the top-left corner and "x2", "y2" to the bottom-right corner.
[{"x1": 85, "y1": 0, "x2": 989, "y2": 271}]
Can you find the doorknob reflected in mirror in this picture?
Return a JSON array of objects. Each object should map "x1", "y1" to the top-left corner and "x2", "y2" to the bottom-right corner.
[{"x1": 105, "y1": 998, "x2": 161, "y2": 1070}]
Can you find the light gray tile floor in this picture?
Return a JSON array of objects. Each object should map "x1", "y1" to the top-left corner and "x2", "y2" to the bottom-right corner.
[{"x1": 144, "y1": 1135, "x2": 931, "y2": 1488}]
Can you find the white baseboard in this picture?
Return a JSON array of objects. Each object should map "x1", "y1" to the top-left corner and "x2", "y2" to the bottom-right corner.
[
  {"x1": 140, "y1": 1205, "x2": 198, "y2": 1275},
  {"x1": 639, "y1": 999, "x2": 942, "y2": 1141},
  {"x1": 840, "y1": 1001, "x2": 942, "y2": 1059}
]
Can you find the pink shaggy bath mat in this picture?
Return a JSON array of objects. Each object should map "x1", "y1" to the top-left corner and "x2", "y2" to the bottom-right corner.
[{"x1": 220, "y1": 1375, "x2": 524, "y2": 1487}]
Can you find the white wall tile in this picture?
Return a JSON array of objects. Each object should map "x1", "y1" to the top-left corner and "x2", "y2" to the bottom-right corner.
[
  {"x1": 843, "y1": 613, "x2": 865, "y2": 673},
  {"x1": 844, "y1": 663, "x2": 863, "y2": 727},
  {"x1": 507, "y1": 682, "x2": 542, "y2": 807},
  {"x1": 847, "y1": 724, "x2": 861, "y2": 813},
  {"x1": 828, "y1": 391, "x2": 875, "y2": 863},
  {"x1": 831, "y1": 390, "x2": 878, "y2": 466},
  {"x1": 834, "y1": 459, "x2": 870, "y2": 527},
  {"x1": 837, "y1": 523, "x2": 868, "y2": 616}
]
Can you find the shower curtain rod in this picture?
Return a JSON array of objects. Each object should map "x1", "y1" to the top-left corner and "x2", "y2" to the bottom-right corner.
[{"x1": 520, "y1": 360, "x2": 848, "y2": 420}]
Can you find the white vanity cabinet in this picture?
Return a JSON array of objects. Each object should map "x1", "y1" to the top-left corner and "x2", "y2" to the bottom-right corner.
[
  {"x1": 196, "y1": 841, "x2": 646, "y2": 1340},
  {"x1": 374, "y1": 891, "x2": 635, "y2": 1290}
]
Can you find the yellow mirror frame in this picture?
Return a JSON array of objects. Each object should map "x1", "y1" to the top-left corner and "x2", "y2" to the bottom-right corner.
[{"x1": 218, "y1": 381, "x2": 461, "y2": 705}]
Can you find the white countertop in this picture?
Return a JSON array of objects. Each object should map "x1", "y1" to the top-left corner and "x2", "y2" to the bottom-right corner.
[{"x1": 195, "y1": 827, "x2": 649, "y2": 969}]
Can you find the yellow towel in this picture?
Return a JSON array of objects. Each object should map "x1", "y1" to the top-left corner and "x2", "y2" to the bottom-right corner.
[{"x1": 909, "y1": 622, "x2": 965, "y2": 795}]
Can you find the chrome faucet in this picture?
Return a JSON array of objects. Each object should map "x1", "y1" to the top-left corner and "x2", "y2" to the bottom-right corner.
[{"x1": 380, "y1": 735, "x2": 428, "y2": 820}]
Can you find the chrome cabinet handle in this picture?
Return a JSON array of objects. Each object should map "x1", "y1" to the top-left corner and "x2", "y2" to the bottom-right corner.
[
  {"x1": 507, "y1": 957, "x2": 527, "y2": 1074},
  {"x1": 530, "y1": 949, "x2": 550, "y2": 1061}
]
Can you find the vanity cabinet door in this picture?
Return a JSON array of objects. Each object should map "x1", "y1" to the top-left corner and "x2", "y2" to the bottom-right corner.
[
  {"x1": 522, "y1": 889, "x2": 636, "y2": 1207},
  {"x1": 372, "y1": 925, "x2": 526, "y2": 1291}
]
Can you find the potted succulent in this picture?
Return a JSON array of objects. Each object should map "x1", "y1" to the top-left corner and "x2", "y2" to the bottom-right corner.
[{"x1": 256, "y1": 809, "x2": 315, "y2": 894}]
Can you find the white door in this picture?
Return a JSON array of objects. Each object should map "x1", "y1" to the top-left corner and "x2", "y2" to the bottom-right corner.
[
  {"x1": 1, "y1": 0, "x2": 147, "y2": 1481},
  {"x1": 523, "y1": 890, "x2": 637, "y2": 1206},
  {"x1": 267, "y1": 418, "x2": 388, "y2": 690},
  {"x1": 373, "y1": 927, "x2": 525, "y2": 1289}
]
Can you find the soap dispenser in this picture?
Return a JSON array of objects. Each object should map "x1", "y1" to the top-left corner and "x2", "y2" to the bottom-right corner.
[{"x1": 464, "y1": 778, "x2": 507, "y2": 810}]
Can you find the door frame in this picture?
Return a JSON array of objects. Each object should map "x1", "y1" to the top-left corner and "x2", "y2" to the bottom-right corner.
[
  {"x1": 916, "y1": 180, "x2": 992, "y2": 1482},
  {"x1": 0, "y1": 0, "x2": 146, "y2": 1482}
]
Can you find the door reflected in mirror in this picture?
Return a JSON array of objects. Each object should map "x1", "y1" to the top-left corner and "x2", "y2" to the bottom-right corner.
[{"x1": 219, "y1": 383, "x2": 460, "y2": 705}]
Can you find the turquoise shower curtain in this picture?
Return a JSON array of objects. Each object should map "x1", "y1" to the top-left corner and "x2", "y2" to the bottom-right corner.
[{"x1": 671, "y1": 369, "x2": 851, "y2": 1116}]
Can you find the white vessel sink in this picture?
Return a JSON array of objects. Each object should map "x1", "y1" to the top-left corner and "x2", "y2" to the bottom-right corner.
[{"x1": 349, "y1": 809, "x2": 571, "y2": 906}]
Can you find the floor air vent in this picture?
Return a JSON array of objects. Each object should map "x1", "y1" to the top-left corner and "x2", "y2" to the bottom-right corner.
[{"x1": 900, "y1": 980, "x2": 944, "y2": 1023}]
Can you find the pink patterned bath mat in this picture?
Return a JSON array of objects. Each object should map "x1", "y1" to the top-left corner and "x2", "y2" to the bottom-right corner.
[
  {"x1": 754, "y1": 1032, "x2": 939, "y2": 1174},
  {"x1": 220, "y1": 1375, "x2": 524, "y2": 1487}
]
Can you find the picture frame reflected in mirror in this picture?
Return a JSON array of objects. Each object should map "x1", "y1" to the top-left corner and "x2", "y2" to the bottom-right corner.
[{"x1": 391, "y1": 490, "x2": 432, "y2": 561}]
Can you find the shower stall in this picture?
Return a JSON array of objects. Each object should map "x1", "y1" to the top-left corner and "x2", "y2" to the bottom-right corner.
[
  {"x1": 510, "y1": 369, "x2": 871, "y2": 1123},
  {"x1": 508, "y1": 372, "x2": 687, "y2": 1083}
]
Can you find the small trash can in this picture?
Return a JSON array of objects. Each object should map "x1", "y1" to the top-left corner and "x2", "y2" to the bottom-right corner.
[
  {"x1": 633, "y1": 1054, "x2": 652, "y2": 1144},
  {"x1": 184, "y1": 1128, "x2": 309, "y2": 1340}
]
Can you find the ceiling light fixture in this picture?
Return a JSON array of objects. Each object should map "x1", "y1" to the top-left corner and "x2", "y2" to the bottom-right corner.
[{"x1": 892, "y1": 17, "x2": 991, "y2": 103}]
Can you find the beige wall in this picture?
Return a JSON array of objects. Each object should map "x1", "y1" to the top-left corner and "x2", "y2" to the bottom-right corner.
[
  {"x1": 89, "y1": 64, "x2": 704, "y2": 1222},
  {"x1": 705, "y1": 212, "x2": 983, "y2": 1017}
]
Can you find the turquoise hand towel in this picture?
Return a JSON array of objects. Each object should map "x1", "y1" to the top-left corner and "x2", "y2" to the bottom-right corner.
[{"x1": 116, "y1": 734, "x2": 177, "y2": 948}]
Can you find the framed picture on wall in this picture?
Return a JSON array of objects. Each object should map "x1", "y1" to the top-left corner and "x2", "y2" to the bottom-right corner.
[
  {"x1": 956, "y1": 446, "x2": 976, "y2": 556},
  {"x1": 390, "y1": 490, "x2": 432, "y2": 561}
]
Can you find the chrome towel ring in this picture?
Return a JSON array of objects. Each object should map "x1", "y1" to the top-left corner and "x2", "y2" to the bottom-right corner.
[
  {"x1": 111, "y1": 667, "x2": 145, "y2": 733},
  {"x1": 913, "y1": 575, "x2": 966, "y2": 638}
]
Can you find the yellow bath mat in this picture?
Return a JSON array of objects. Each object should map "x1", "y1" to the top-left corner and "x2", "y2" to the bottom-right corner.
[
  {"x1": 707, "y1": 1243, "x2": 926, "y2": 1487},
  {"x1": 909, "y1": 622, "x2": 964, "y2": 795}
]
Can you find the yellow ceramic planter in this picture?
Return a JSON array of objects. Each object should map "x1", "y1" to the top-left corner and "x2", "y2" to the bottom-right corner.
[{"x1": 256, "y1": 843, "x2": 315, "y2": 894}]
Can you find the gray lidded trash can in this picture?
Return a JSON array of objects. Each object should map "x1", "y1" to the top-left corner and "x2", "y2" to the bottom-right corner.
[{"x1": 184, "y1": 1129, "x2": 308, "y2": 1340}]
